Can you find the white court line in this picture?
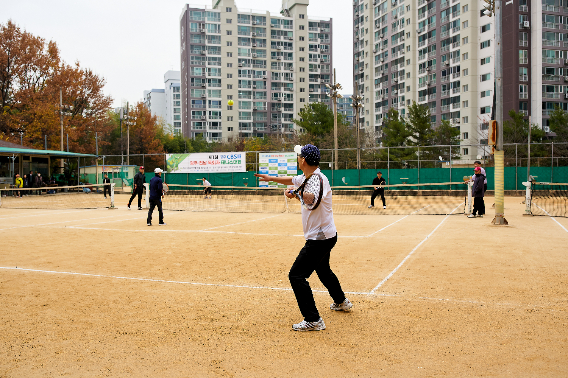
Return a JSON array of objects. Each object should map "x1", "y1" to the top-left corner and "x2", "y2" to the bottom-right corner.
[
  {"x1": 0, "y1": 267, "x2": 370, "y2": 296},
  {"x1": 535, "y1": 205, "x2": 568, "y2": 233},
  {"x1": 369, "y1": 203, "x2": 463, "y2": 294},
  {"x1": 0, "y1": 209, "x2": 94, "y2": 220},
  {"x1": 0, "y1": 213, "x2": 140, "y2": 232},
  {"x1": 200, "y1": 213, "x2": 283, "y2": 231}
]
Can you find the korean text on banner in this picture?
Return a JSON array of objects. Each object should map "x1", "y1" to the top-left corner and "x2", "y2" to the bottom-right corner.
[
  {"x1": 258, "y1": 152, "x2": 297, "y2": 188},
  {"x1": 166, "y1": 152, "x2": 246, "y2": 173}
]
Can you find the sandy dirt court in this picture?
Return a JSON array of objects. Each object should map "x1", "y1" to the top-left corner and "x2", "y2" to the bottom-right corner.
[{"x1": 0, "y1": 194, "x2": 567, "y2": 377}]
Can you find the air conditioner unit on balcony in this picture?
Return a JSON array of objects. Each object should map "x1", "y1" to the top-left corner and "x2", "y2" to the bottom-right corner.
[
  {"x1": 373, "y1": 49, "x2": 378, "y2": 53},
  {"x1": 453, "y1": 118, "x2": 460, "y2": 123},
  {"x1": 320, "y1": 58, "x2": 325, "y2": 62},
  {"x1": 201, "y1": 94, "x2": 207, "y2": 98},
  {"x1": 288, "y1": 36, "x2": 294, "y2": 40},
  {"x1": 393, "y1": 78, "x2": 398, "y2": 82},
  {"x1": 277, "y1": 56, "x2": 282, "y2": 60},
  {"x1": 253, "y1": 21, "x2": 258, "y2": 25},
  {"x1": 360, "y1": 67, "x2": 364, "y2": 71},
  {"x1": 380, "y1": 34, "x2": 384, "y2": 39},
  {"x1": 276, "y1": 98, "x2": 282, "y2": 102},
  {"x1": 252, "y1": 43, "x2": 257, "y2": 47},
  {"x1": 277, "y1": 46, "x2": 283, "y2": 50},
  {"x1": 445, "y1": 61, "x2": 450, "y2": 66},
  {"x1": 252, "y1": 32, "x2": 257, "y2": 37},
  {"x1": 252, "y1": 85, "x2": 257, "y2": 89},
  {"x1": 289, "y1": 67, "x2": 294, "y2": 71},
  {"x1": 426, "y1": 81, "x2": 431, "y2": 85},
  {"x1": 201, "y1": 51, "x2": 206, "y2": 55},
  {"x1": 253, "y1": 107, "x2": 258, "y2": 110},
  {"x1": 263, "y1": 76, "x2": 267, "y2": 80},
  {"x1": 564, "y1": 76, "x2": 568, "y2": 81},
  {"x1": 238, "y1": 63, "x2": 243, "y2": 67},
  {"x1": 393, "y1": 90, "x2": 398, "y2": 94},
  {"x1": 201, "y1": 84, "x2": 206, "y2": 87},
  {"x1": 201, "y1": 116, "x2": 206, "y2": 120},
  {"x1": 200, "y1": 29, "x2": 206, "y2": 33},
  {"x1": 544, "y1": 126, "x2": 551, "y2": 132},
  {"x1": 565, "y1": 93, "x2": 568, "y2": 99},
  {"x1": 288, "y1": 77, "x2": 293, "y2": 81},
  {"x1": 252, "y1": 53, "x2": 257, "y2": 58},
  {"x1": 380, "y1": 58, "x2": 384, "y2": 62},
  {"x1": 309, "y1": 88, "x2": 314, "y2": 92},
  {"x1": 523, "y1": 21, "x2": 530, "y2": 28},
  {"x1": 400, "y1": 36, "x2": 405, "y2": 41}
]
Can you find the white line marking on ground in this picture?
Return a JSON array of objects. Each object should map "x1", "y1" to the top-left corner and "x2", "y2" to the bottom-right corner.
[
  {"x1": 369, "y1": 203, "x2": 463, "y2": 294},
  {"x1": 0, "y1": 213, "x2": 138, "y2": 231},
  {"x1": 0, "y1": 267, "x2": 370, "y2": 296},
  {"x1": 364, "y1": 206, "x2": 432, "y2": 238},
  {"x1": 0, "y1": 209, "x2": 94, "y2": 220},
  {"x1": 536, "y1": 205, "x2": 568, "y2": 233}
]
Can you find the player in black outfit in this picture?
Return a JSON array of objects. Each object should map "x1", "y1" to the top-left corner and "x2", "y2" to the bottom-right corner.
[
  {"x1": 128, "y1": 166, "x2": 146, "y2": 210},
  {"x1": 369, "y1": 171, "x2": 386, "y2": 209},
  {"x1": 103, "y1": 174, "x2": 111, "y2": 199}
]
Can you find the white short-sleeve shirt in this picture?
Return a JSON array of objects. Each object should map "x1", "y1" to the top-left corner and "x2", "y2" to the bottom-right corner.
[
  {"x1": 203, "y1": 180, "x2": 211, "y2": 187},
  {"x1": 292, "y1": 168, "x2": 337, "y2": 241}
]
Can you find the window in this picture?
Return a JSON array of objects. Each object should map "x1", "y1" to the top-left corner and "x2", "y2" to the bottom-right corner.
[
  {"x1": 299, "y1": 47, "x2": 305, "y2": 51},
  {"x1": 227, "y1": 52, "x2": 232, "y2": 57},
  {"x1": 300, "y1": 78, "x2": 305, "y2": 82},
  {"x1": 226, "y1": 19, "x2": 232, "y2": 23},
  {"x1": 300, "y1": 88, "x2": 305, "y2": 92},
  {"x1": 463, "y1": 132, "x2": 469, "y2": 139},
  {"x1": 227, "y1": 30, "x2": 232, "y2": 35},
  {"x1": 463, "y1": 84, "x2": 468, "y2": 92},
  {"x1": 227, "y1": 41, "x2": 232, "y2": 46},
  {"x1": 300, "y1": 57, "x2": 305, "y2": 62},
  {"x1": 481, "y1": 57, "x2": 491, "y2": 65},
  {"x1": 463, "y1": 100, "x2": 468, "y2": 108},
  {"x1": 463, "y1": 36, "x2": 468, "y2": 44},
  {"x1": 407, "y1": 73, "x2": 411, "y2": 78},
  {"x1": 480, "y1": 73, "x2": 491, "y2": 81},
  {"x1": 226, "y1": 7, "x2": 232, "y2": 12},
  {"x1": 480, "y1": 40, "x2": 491, "y2": 49},
  {"x1": 300, "y1": 98, "x2": 305, "y2": 102},
  {"x1": 299, "y1": 36, "x2": 305, "y2": 41},
  {"x1": 227, "y1": 116, "x2": 233, "y2": 121},
  {"x1": 227, "y1": 95, "x2": 233, "y2": 99},
  {"x1": 299, "y1": 25, "x2": 304, "y2": 30},
  {"x1": 463, "y1": 69, "x2": 468, "y2": 76},
  {"x1": 462, "y1": 52, "x2": 468, "y2": 60},
  {"x1": 481, "y1": 90, "x2": 491, "y2": 98},
  {"x1": 480, "y1": 106, "x2": 491, "y2": 114},
  {"x1": 227, "y1": 63, "x2": 232, "y2": 67},
  {"x1": 227, "y1": 105, "x2": 233, "y2": 110},
  {"x1": 227, "y1": 84, "x2": 232, "y2": 89},
  {"x1": 481, "y1": 24, "x2": 491, "y2": 33},
  {"x1": 300, "y1": 67, "x2": 305, "y2": 72},
  {"x1": 463, "y1": 148, "x2": 469, "y2": 155},
  {"x1": 519, "y1": 50, "x2": 528, "y2": 64},
  {"x1": 299, "y1": 14, "x2": 305, "y2": 19},
  {"x1": 227, "y1": 73, "x2": 233, "y2": 78},
  {"x1": 463, "y1": 4, "x2": 468, "y2": 12},
  {"x1": 463, "y1": 116, "x2": 468, "y2": 124},
  {"x1": 463, "y1": 21, "x2": 468, "y2": 28}
]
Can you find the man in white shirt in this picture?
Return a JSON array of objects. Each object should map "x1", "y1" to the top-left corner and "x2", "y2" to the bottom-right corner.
[
  {"x1": 254, "y1": 144, "x2": 352, "y2": 331},
  {"x1": 202, "y1": 177, "x2": 212, "y2": 199}
]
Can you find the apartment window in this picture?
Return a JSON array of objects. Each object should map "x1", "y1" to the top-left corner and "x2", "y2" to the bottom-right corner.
[
  {"x1": 299, "y1": 36, "x2": 305, "y2": 41},
  {"x1": 463, "y1": 100, "x2": 468, "y2": 108},
  {"x1": 300, "y1": 88, "x2": 305, "y2": 92},
  {"x1": 227, "y1": 73, "x2": 233, "y2": 78},
  {"x1": 226, "y1": 7, "x2": 232, "y2": 12},
  {"x1": 300, "y1": 78, "x2": 305, "y2": 82},
  {"x1": 481, "y1": 24, "x2": 491, "y2": 33},
  {"x1": 227, "y1": 127, "x2": 233, "y2": 132},
  {"x1": 407, "y1": 5, "x2": 410, "y2": 11},
  {"x1": 480, "y1": 40, "x2": 491, "y2": 49},
  {"x1": 299, "y1": 47, "x2": 305, "y2": 51},
  {"x1": 481, "y1": 57, "x2": 491, "y2": 65},
  {"x1": 481, "y1": 90, "x2": 491, "y2": 98},
  {"x1": 227, "y1": 41, "x2": 233, "y2": 46},
  {"x1": 227, "y1": 63, "x2": 232, "y2": 67},
  {"x1": 227, "y1": 52, "x2": 232, "y2": 57},
  {"x1": 463, "y1": 36, "x2": 469, "y2": 44},
  {"x1": 227, "y1": 95, "x2": 233, "y2": 99},
  {"x1": 227, "y1": 116, "x2": 233, "y2": 121},
  {"x1": 407, "y1": 72, "x2": 411, "y2": 78},
  {"x1": 300, "y1": 98, "x2": 306, "y2": 102},
  {"x1": 463, "y1": 116, "x2": 468, "y2": 124},
  {"x1": 519, "y1": 50, "x2": 528, "y2": 64},
  {"x1": 463, "y1": 4, "x2": 469, "y2": 12},
  {"x1": 227, "y1": 84, "x2": 233, "y2": 89},
  {"x1": 463, "y1": 21, "x2": 468, "y2": 28},
  {"x1": 407, "y1": 86, "x2": 411, "y2": 91},
  {"x1": 463, "y1": 69, "x2": 468, "y2": 76},
  {"x1": 227, "y1": 30, "x2": 232, "y2": 35},
  {"x1": 480, "y1": 106, "x2": 491, "y2": 114},
  {"x1": 462, "y1": 52, "x2": 468, "y2": 60},
  {"x1": 299, "y1": 14, "x2": 305, "y2": 19},
  {"x1": 463, "y1": 84, "x2": 468, "y2": 92},
  {"x1": 227, "y1": 105, "x2": 233, "y2": 110},
  {"x1": 299, "y1": 25, "x2": 304, "y2": 30},
  {"x1": 226, "y1": 19, "x2": 232, "y2": 23},
  {"x1": 480, "y1": 73, "x2": 491, "y2": 81},
  {"x1": 300, "y1": 57, "x2": 305, "y2": 62},
  {"x1": 300, "y1": 67, "x2": 305, "y2": 72},
  {"x1": 463, "y1": 148, "x2": 469, "y2": 155},
  {"x1": 463, "y1": 132, "x2": 469, "y2": 139}
]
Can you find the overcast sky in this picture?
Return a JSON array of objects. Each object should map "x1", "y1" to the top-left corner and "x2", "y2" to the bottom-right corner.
[{"x1": 4, "y1": 0, "x2": 353, "y2": 108}]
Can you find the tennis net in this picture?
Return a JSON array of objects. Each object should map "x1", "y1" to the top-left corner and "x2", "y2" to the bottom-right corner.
[
  {"x1": 154, "y1": 182, "x2": 472, "y2": 215},
  {"x1": 0, "y1": 183, "x2": 115, "y2": 210},
  {"x1": 527, "y1": 182, "x2": 568, "y2": 217}
]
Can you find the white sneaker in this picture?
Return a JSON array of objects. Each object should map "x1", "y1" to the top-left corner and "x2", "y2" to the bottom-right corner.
[
  {"x1": 292, "y1": 318, "x2": 326, "y2": 331},
  {"x1": 128, "y1": 205, "x2": 131, "y2": 210},
  {"x1": 138, "y1": 207, "x2": 143, "y2": 210},
  {"x1": 368, "y1": 205, "x2": 374, "y2": 208},
  {"x1": 468, "y1": 214, "x2": 476, "y2": 218},
  {"x1": 330, "y1": 298, "x2": 353, "y2": 312},
  {"x1": 159, "y1": 222, "x2": 167, "y2": 226},
  {"x1": 383, "y1": 205, "x2": 386, "y2": 209}
]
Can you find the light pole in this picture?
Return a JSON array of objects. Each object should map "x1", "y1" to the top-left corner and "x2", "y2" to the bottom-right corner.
[
  {"x1": 325, "y1": 68, "x2": 343, "y2": 170},
  {"x1": 351, "y1": 83, "x2": 364, "y2": 170},
  {"x1": 122, "y1": 105, "x2": 136, "y2": 166},
  {"x1": 59, "y1": 90, "x2": 73, "y2": 174},
  {"x1": 19, "y1": 131, "x2": 23, "y2": 146}
]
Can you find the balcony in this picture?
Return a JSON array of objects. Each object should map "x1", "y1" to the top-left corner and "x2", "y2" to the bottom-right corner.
[
  {"x1": 451, "y1": 41, "x2": 460, "y2": 48},
  {"x1": 452, "y1": 87, "x2": 460, "y2": 94},
  {"x1": 452, "y1": 103, "x2": 460, "y2": 109},
  {"x1": 441, "y1": 30, "x2": 449, "y2": 38},
  {"x1": 519, "y1": 93, "x2": 528, "y2": 99},
  {"x1": 543, "y1": 40, "x2": 561, "y2": 47},
  {"x1": 543, "y1": 109, "x2": 555, "y2": 116},
  {"x1": 519, "y1": 5, "x2": 528, "y2": 12},
  {"x1": 442, "y1": 90, "x2": 449, "y2": 97},
  {"x1": 543, "y1": 4, "x2": 560, "y2": 12},
  {"x1": 418, "y1": 96, "x2": 426, "y2": 102},
  {"x1": 441, "y1": 76, "x2": 449, "y2": 82},
  {"x1": 543, "y1": 57, "x2": 561, "y2": 64},
  {"x1": 543, "y1": 22, "x2": 560, "y2": 29},
  {"x1": 542, "y1": 92, "x2": 561, "y2": 98},
  {"x1": 441, "y1": 16, "x2": 449, "y2": 24},
  {"x1": 519, "y1": 74, "x2": 528, "y2": 81},
  {"x1": 542, "y1": 74, "x2": 561, "y2": 82},
  {"x1": 428, "y1": 7, "x2": 436, "y2": 15},
  {"x1": 452, "y1": 72, "x2": 460, "y2": 79},
  {"x1": 519, "y1": 40, "x2": 528, "y2": 47}
]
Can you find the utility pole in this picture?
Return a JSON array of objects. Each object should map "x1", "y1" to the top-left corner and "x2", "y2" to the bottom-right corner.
[{"x1": 325, "y1": 68, "x2": 343, "y2": 170}]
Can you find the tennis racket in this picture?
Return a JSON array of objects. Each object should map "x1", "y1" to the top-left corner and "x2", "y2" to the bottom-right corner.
[
  {"x1": 291, "y1": 173, "x2": 324, "y2": 210},
  {"x1": 162, "y1": 183, "x2": 169, "y2": 195}
]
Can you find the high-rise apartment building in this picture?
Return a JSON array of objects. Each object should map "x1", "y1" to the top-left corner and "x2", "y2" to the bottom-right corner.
[
  {"x1": 337, "y1": 95, "x2": 355, "y2": 124},
  {"x1": 354, "y1": 0, "x2": 496, "y2": 161},
  {"x1": 143, "y1": 71, "x2": 182, "y2": 134},
  {"x1": 503, "y1": 0, "x2": 565, "y2": 134},
  {"x1": 143, "y1": 89, "x2": 166, "y2": 122},
  {"x1": 180, "y1": 0, "x2": 333, "y2": 142}
]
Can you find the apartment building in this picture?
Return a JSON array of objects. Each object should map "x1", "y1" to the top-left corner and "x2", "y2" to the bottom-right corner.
[
  {"x1": 354, "y1": 0, "x2": 496, "y2": 161},
  {"x1": 143, "y1": 71, "x2": 182, "y2": 134},
  {"x1": 503, "y1": 0, "x2": 566, "y2": 134},
  {"x1": 143, "y1": 89, "x2": 166, "y2": 122},
  {"x1": 337, "y1": 94, "x2": 355, "y2": 124},
  {"x1": 180, "y1": 0, "x2": 333, "y2": 142}
]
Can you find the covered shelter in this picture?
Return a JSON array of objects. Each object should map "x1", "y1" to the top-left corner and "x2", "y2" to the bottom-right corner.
[{"x1": 0, "y1": 141, "x2": 96, "y2": 188}]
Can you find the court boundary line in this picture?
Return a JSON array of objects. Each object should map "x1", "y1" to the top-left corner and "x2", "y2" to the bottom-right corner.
[
  {"x1": 369, "y1": 203, "x2": 463, "y2": 294},
  {"x1": 0, "y1": 212, "x2": 146, "y2": 232},
  {"x1": 535, "y1": 205, "x2": 568, "y2": 233},
  {"x1": 0, "y1": 209, "x2": 97, "y2": 220}
]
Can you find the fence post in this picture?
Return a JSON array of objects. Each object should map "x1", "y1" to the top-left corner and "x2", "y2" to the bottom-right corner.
[
  {"x1": 449, "y1": 145, "x2": 452, "y2": 191},
  {"x1": 387, "y1": 147, "x2": 390, "y2": 185},
  {"x1": 551, "y1": 142, "x2": 554, "y2": 183},
  {"x1": 417, "y1": 146, "x2": 420, "y2": 184}
]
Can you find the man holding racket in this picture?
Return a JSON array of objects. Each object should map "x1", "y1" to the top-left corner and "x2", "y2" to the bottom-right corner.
[
  {"x1": 254, "y1": 144, "x2": 352, "y2": 332},
  {"x1": 368, "y1": 171, "x2": 386, "y2": 209},
  {"x1": 147, "y1": 168, "x2": 166, "y2": 226}
]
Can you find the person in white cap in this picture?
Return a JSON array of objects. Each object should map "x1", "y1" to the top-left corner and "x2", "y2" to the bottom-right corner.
[{"x1": 147, "y1": 168, "x2": 166, "y2": 226}]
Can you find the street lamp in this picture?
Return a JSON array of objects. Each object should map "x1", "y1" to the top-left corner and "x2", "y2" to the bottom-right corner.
[
  {"x1": 59, "y1": 89, "x2": 73, "y2": 174},
  {"x1": 120, "y1": 105, "x2": 136, "y2": 166},
  {"x1": 351, "y1": 82, "x2": 364, "y2": 170},
  {"x1": 325, "y1": 68, "x2": 343, "y2": 170}
]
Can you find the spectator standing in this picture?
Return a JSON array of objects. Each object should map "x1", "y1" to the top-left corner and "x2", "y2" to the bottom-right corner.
[
  {"x1": 468, "y1": 167, "x2": 486, "y2": 218},
  {"x1": 15, "y1": 174, "x2": 23, "y2": 198}
]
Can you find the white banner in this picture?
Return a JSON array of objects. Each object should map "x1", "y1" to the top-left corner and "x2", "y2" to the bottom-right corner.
[
  {"x1": 258, "y1": 152, "x2": 297, "y2": 188},
  {"x1": 166, "y1": 152, "x2": 246, "y2": 173}
]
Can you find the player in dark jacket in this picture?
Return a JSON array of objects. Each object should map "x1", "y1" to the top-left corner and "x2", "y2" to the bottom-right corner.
[
  {"x1": 147, "y1": 168, "x2": 166, "y2": 226},
  {"x1": 469, "y1": 167, "x2": 486, "y2": 218},
  {"x1": 128, "y1": 166, "x2": 146, "y2": 210},
  {"x1": 368, "y1": 172, "x2": 386, "y2": 209},
  {"x1": 103, "y1": 174, "x2": 111, "y2": 199}
]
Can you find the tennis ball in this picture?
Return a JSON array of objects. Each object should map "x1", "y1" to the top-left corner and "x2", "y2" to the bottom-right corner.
[{"x1": 228, "y1": 100, "x2": 234, "y2": 106}]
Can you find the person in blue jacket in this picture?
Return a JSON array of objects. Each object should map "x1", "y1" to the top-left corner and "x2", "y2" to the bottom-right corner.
[{"x1": 147, "y1": 168, "x2": 166, "y2": 226}]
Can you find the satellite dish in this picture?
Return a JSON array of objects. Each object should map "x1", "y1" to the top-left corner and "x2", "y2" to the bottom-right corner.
[{"x1": 294, "y1": 145, "x2": 302, "y2": 155}]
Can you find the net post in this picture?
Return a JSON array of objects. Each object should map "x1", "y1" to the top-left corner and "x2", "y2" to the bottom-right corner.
[
  {"x1": 109, "y1": 183, "x2": 116, "y2": 209},
  {"x1": 144, "y1": 183, "x2": 150, "y2": 209},
  {"x1": 466, "y1": 181, "x2": 473, "y2": 215},
  {"x1": 522, "y1": 181, "x2": 532, "y2": 216}
]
